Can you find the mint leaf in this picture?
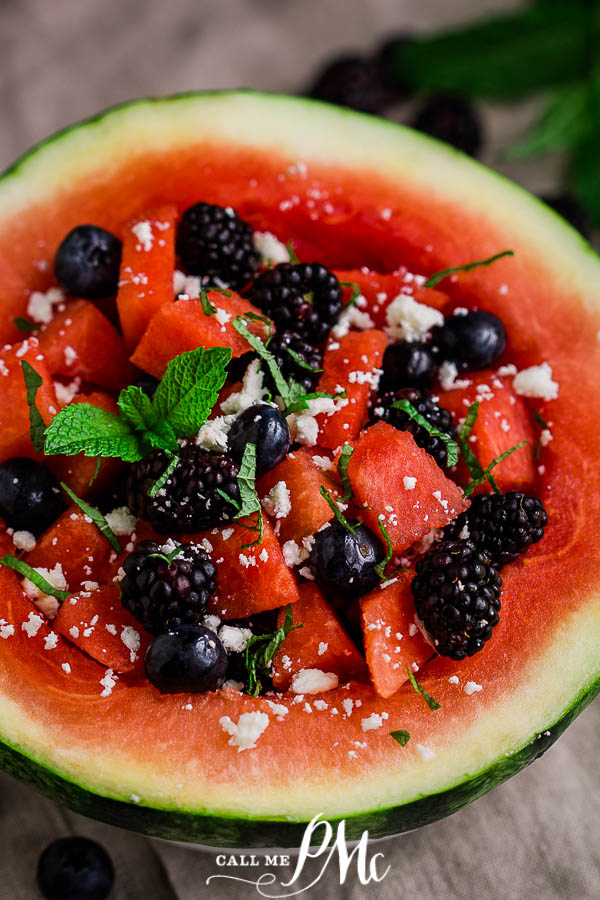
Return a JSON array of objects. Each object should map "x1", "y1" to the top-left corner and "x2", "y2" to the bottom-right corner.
[
  {"x1": 152, "y1": 346, "x2": 231, "y2": 439},
  {"x1": 0, "y1": 555, "x2": 70, "y2": 602},
  {"x1": 286, "y1": 241, "x2": 299, "y2": 264},
  {"x1": 233, "y1": 317, "x2": 290, "y2": 402},
  {"x1": 14, "y1": 317, "x2": 40, "y2": 334},
  {"x1": 339, "y1": 281, "x2": 361, "y2": 308},
  {"x1": 235, "y1": 443, "x2": 261, "y2": 518},
  {"x1": 285, "y1": 347, "x2": 323, "y2": 373},
  {"x1": 44, "y1": 403, "x2": 144, "y2": 461},
  {"x1": 464, "y1": 439, "x2": 528, "y2": 497},
  {"x1": 245, "y1": 604, "x2": 302, "y2": 697},
  {"x1": 375, "y1": 519, "x2": 394, "y2": 581},
  {"x1": 117, "y1": 386, "x2": 154, "y2": 432},
  {"x1": 392, "y1": 398, "x2": 458, "y2": 467},
  {"x1": 148, "y1": 453, "x2": 179, "y2": 498},
  {"x1": 319, "y1": 485, "x2": 356, "y2": 535},
  {"x1": 21, "y1": 361, "x2": 46, "y2": 453},
  {"x1": 424, "y1": 250, "x2": 514, "y2": 289},
  {"x1": 199, "y1": 289, "x2": 217, "y2": 316},
  {"x1": 283, "y1": 390, "x2": 346, "y2": 417},
  {"x1": 388, "y1": 3, "x2": 592, "y2": 100},
  {"x1": 406, "y1": 666, "x2": 441, "y2": 711},
  {"x1": 337, "y1": 445, "x2": 354, "y2": 502},
  {"x1": 458, "y1": 401, "x2": 484, "y2": 482},
  {"x1": 60, "y1": 482, "x2": 122, "y2": 553},
  {"x1": 390, "y1": 729, "x2": 411, "y2": 746},
  {"x1": 508, "y1": 83, "x2": 594, "y2": 158}
]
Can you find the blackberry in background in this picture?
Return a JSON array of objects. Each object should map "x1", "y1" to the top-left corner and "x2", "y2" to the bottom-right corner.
[
  {"x1": 411, "y1": 94, "x2": 483, "y2": 157},
  {"x1": 305, "y1": 54, "x2": 394, "y2": 115}
]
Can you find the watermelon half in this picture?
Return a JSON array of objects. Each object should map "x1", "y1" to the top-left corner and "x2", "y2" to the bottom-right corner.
[{"x1": 0, "y1": 92, "x2": 599, "y2": 847}]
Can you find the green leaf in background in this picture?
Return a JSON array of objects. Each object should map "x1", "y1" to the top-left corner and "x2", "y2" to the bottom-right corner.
[
  {"x1": 570, "y1": 127, "x2": 600, "y2": 229},
  {"x1": 21, "y1": 361, "x2": 46, "y2": 453},
  {"x1": 389, "y1": 2, "x2": 592, "y2": 100},
  {"x1": 508, "y1": 84, "x2": 595, "y2": 158},
  {"x1": 152, "y1": 346, "x2": 231, "y2": 439},
  {"x1": 44, "y1": 403, "x2": 144, "y2": 461}
]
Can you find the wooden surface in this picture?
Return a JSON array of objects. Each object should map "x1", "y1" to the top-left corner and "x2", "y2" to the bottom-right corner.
[{"x1": 0, "y1": 0, "x2": 598, "y2": 897}]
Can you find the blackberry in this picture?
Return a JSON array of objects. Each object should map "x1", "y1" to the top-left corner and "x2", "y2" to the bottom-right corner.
[
  {"x1": 176, "y1": 202, "x2": 259, "y2": 290},
  {"x1": 411, "y1": 540, "x2": 502, "y2": 660},
  {"x1": 411, "y1": 94, "x2": 483, "y2": 158},
  {"x1": 305, "y1": 55, "x2": 394, "y2": 115},
  {"x1": 127, "y1": 446, "x2": 240, "y2": 534},
  {"x1": 444, "y1": 492, "x2": 547, "y2": 567},
  {"x1": 266, "y1": 329, "x2": 323, "y2": 393},
  {"x1": 369, "y1": 387, "x2": 455, "y2": 467},
  {"x1": 247, "y1": 263, "x2": 343, "y2": 344},
  {"x1": 54, "y1": 224, "x2": 122, "y2": 300},
  {"x1": 120, "y1": 539, "x2": 217, "y2": 634}
]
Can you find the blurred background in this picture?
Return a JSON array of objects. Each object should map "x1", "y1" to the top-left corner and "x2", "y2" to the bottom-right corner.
[{"x1": 0, "y1": 0, "x2": 598, "y2": 898}]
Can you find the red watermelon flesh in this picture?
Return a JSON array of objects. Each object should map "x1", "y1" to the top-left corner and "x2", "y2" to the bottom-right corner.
[
  {"x1": 439, "y1": 368, "x2": 537, "y2": 494},
  {"x1": 360, "y1": 572, "x2": 433, "y2": 699},
  {"x1": 25, "y1": 506, "x2": 114, "y2": 592},
  {"x1": 315, "y1": 329, "x2": 388, "y2": 449},
  {"x1": 187, "y1": 518, "x2": 300, "y2": 620},
  {"x1": 117, "y1": 205, "x2": 178, "y2": 350},
  {"x1": 54, "y1": 584, "x2": 149, "y2": 677},
  {"x1": 271, "y1": 583, "x2": 367, "y2": 690},
  {"x1": 0, "y1": 338, "x2": 58, "y2": 464},
  {"x1": 335, "y1": 267, "x2": 449, "y2": 328},
  {"x1": 348, "y1": 422, "x2": 469, "y2": 553},
  {"x1": 130, "y1": 292, "x2": 270, "y2": 378},
  {"x1": 37, "y1": 299, "x2": 134, "y2": 392},
  {"x1": 257, "y1": 447, "x2": 337, "y2": 544}
]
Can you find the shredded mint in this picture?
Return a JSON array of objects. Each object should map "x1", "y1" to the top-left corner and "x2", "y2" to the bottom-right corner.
[
  {"x1": 286, "y1": 241, "x2": 299, "y2": 264},
  {"x1": 14, "y1": 317, "x2": 40, "y2": 334},
  {"x1": 339, "y1": 281, "x2": 361, "y2": 308},
  {"x1": 217, "y1": 443, "x2": 264, "y2": 548},
  {"x1": 464, "y1": 440, "x2": 528, "y2": 497},
  {"x1": 392, "y1": 398, "x2": 459, "y2": 467},
  {"x1": 533, "y1": 410, "x2": 550, "y2": 459},
  {"x1": 0, "y1": 555, "x2": 70, "y2": 602},
  {"x1": 21, "y1": 361, "x2": 46, "y2": 454},
  {"x1": 337, "y1": 445, "x2": 354, "y2": 502},
  {"x1": 60, "y1": 482, "x2": 122, "y2": 553},
  {"x1": 148, "y1": 545, "x2": 183, "y2": 565},
  {"x1": 199, "y1": 289, "x2": 217, "y2": 316},
  {"x1": 319, "y1": 485, "x2": 356, "y2": 535},
  {"x1": 148, "y1": 453, "x2": 179, "y2": 498},
  {"x1": 240, "y1": 311, "x2": 274, "y2": 340},
  {"x1": 283, "y1": 389, "x2": 346, "y2": 417},
  {"x1": 390, "y1": 729, "x2": 411, "y2": 747},
  {"x1": 406, "y1": 666, "x2": 441, "y2": 711},
  {"x1": 285, "y1": 347, "x2": 323, "y2": 373},
  {"x1": 233, "y1": 316, "x2": 290, "y2": 400},
  {"x1": 245, "y1": 604, "x2": 302, "y2": 697},
  {"x1": 88, "y1": 457, "x2": 103, "y2": 488},
  {"x1": 458, "y1": 401, "x2": 484, "y2": 481},
  {"x1": 424, "y1": 250, "x2": 514, "y2": 288},
  {"x1": 375, "y1": 519, "x2": 394, "y2": 580}
]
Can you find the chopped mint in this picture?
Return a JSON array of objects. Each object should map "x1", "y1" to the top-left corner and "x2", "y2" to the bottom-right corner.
[
  {"x1": 21, "y1": 361, "x2": 46, "y2": 454},
  {"x1": 392, "y1": 398, "x2": 459, "y2": 467},
  {"x1": 406, "y1": 666, "x2": 441, "y2": 711},
  {"x1": 337, "y1": 445, "x2": 354, "y2": 502},
  {"x1": 148, "y1": 545, "x2": 183, "y2": 565},
  {"x1": 286, "y1": 241, "x2": 299, "y2": 264},
  {"x1": 424, "y1": 250, "x2": 514, "y2": 288},
  {"x1": 375, "y1": 519, "x2": 394, "y2": 580},
  {"x1": 88, "y1": 457, "x2": 103, "y2": 488},
  {"x1": 464, "y1": 440, "x2": 528, "y2": 497},
  {"x1": 217, "y1": 442, "x2": 263, "y2": 548},
  {"x1": 14, "y1": 317, "x2": 40, "y2": 334},
  {"x1": 339, "y1": 281, "x2": 361, "y2": 308},
  {"x1": 285, "y1": 346, "x2": 323, "y2": 373},
  {"x1": 319, "y1": 485, "x2": 356, "y2": 535},
  {"x1": 533, "y1": 410, "x2": 550, "y2": 459},
  {"x1": 245, "y1": 604, "x2": 302, "y2": 697},
  {"x1": 0, "y1": 555, "x2": 70, "y2": 602},
  {"x1": 148, "y1": 453, "x2": 179, "y2": 498},
  {"x1": 198, "y1": 289, "x2": 217, "y2": 316},
  {"x1": 458, "y1": 401, "x2": 485, "y2": 482},
  {"x1": 283, "y1": 389, "x2": 346, "y2": 417},
  {"x1": 390, "y1": 729, "x2": 411, "y2": 746},
  {"x1": 60, "y1": 482, "x2": 122, "y2": 553}
]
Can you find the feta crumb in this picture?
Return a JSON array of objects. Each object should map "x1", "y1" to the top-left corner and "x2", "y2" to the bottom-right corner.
[
  {"x1": 27, "y1": 287, "x2": 65, "y2": 324},
  {"x1": 22, "y1": 563, "x2": 67, "y2": 618},
  {"x1": 403, "y1": 476, "x2": 417, "y2": 491},
  {"x1": 384, "y1": 294, "x2": 444, "y2": 342},
  {"x1": 261, "y1": 480, "x2": 292, "y2": 519},
  {"x1": 195, "y1": 415, "x2": 232, "y2": 452},
  {"x1": 438, "y1": 361, "x2": 471, "y2": 391},
  {"x1": 253, "y1": 231, "x2": 290, "y2": 264},
  {"x1": 221, "y1": 360, "x2": 267, "y2": 414},
  {"x1": 219, "y1": 711, "x2": 270, "y2": 751},
  {"x1": 342, "y1": 698, "x2": 354, "y2": 716},
  {"x1": 513, "y1": 362, "x2": 559, "y2": 401},
  {"x1": 61, "y1": 662, "x2": 71, "y2": 674},
  {"x1": 120, "y1": 625, "x2": 141, "y2": 662},
  {"x1": 222, "y1": 679, "x2": 244, "y2": 692},
  {"x1": 132, "y1": 220, "x2": 154, "y2": 251},
  {"x1": 54, "y1": 378, "x2": 81, "y2": 406},
  {"x1": 539, "y1": 428, "x2": 553, "y2": 447},
  {"x1": 100, "y1": 668, "x2": 118, "y2": 697},
  {"x1": 265, "y1": 700, "x2": 288, "y2": 719},
  {"x1": 64, "y1": 345, "x2": 78, "y2": 366},
  {"x1": 312, "y1": 455, "x2": 334, "y2": 472},
  {"x1": 464, "y1": 681, "x2": 483, "y2": 695},
  {"x1": 105, "y1": 507, "x2": 137, "y2": 535},
  {"x1": 43, "y1": 632, "x2": 58, "y2": 650},
  {"x1": 361, "y1": 712, "x2": 388, "y2": 732},
  {"x1": 290, "y1": 668, "x2": 339, "y2": 694},
  {"x1": 218, "y1": 624, "x2": 253, "y2": 653},
  {"x1": 448, "y1": 675, "x2": 460, "y2": 685},
  {"x1": 12, "y1": 530, "x2": 36, "y2": 551},
  {"x1": 332, "y1": 306, "x2": 374, "y2": 339},
  {"x1": 282, "y1": 539, "x2": 308, "y2": 568},
  {"x1": 293, "y1": 413, "x2": 320, "y2": 446},
  {"x1": 318, "y1": 641, "x2": 328, "y2": 656},
  {"x1": 0, "y1": 622, "x2": 15, "y2": 639}
]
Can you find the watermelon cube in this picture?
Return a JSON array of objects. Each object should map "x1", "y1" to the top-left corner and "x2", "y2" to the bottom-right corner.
[
  {"x1": 54, "y1": 583, "x2": 149, "y2": 677},
  {"x1": 130, "y1": 291, "x2": 271, "y2": 378},
  {"x1": 348, "y1": 422, "x2": 469, "y2": 554},
  {"x1": 360, "y1": 572, "x2": 432, "y2": 698},
  {"x1": 315, "y1": 329, "x2": 388, "y2": 449},
  {"x1": 117, "y1": 205, "x2": 178, "y2": 350},
  {"x1": 439, "y1": 369, "x2": 537, "y2": 494},
  {"x1": 271, "y1": 583, "x2": 366, "y2": 690},
  {"x1": 38, "y1": 299, "x2": 133, "y2": 392},
  {"x1": 0, "y1": 338, "x2": 58, "y2": 464}
]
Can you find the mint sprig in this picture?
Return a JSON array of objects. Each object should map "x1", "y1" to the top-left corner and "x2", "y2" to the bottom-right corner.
[
  {"x1": 0, "y1": 555, "x2": 71, "y2": 602},
  {"x1": 424, "y1": 250, "x2": 514, "y2": 289},
  {"x1": 44, "y1": 346, "x2": 231, "y2": 463},
  {"x1": 406, "y1": 666, "x2": 441, "y2": 711},
  {"x1": 21, "y1": 361, "x2": 46, "y2": 453},
  {"x1": 245, "y1": 604, "x2": 302, "y2": 697},
  {"x1": 392, "y1": 398, "x2": 458, "y2": 467},
  {"x1": 60, "y1": 482, "x2": 122, "y2": 553}
]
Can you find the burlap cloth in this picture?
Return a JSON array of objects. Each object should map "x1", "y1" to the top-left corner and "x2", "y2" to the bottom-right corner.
[{"x1": 0, "y1": 0, "x2": 597, "y2": 896}]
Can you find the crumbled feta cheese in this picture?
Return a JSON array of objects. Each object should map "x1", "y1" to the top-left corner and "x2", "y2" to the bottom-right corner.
[
  {"x1": 332, "y1": 306, "x2": 374, "y2": 339},
  {"x1": 12, "y1": 530, "x2": 36, "y2": 551},
  {"x1": 54, "y1": 378, "x2": 81, "y2": 406},
  {"x1": 21, "y1": 611, "x2": 45, "y2": 638},
  {"x1": 120, "y1": 626, "x2": 141, "y2": 662},
  {"x1": 253, "y1": 231, "x2": 290, "y2": 264},
  {"x1": 265, "y1": 700, "x2": 289, "y2": 719},
  {"x1": 261, "y1": 480, "x2": 292, "y2": 520},
  {"x1": 438, "y1": 361, "x2": 471, "y2": 391},
  {"x1": 318, "y1": 641, "x2": 328, "y2": 656},
  {"x1": 448, "y1": 675, "x2": 460, "y2": 685},
  {"x1": 132, "y1": 220, "x2": 154, "y2": 251},
  {"x1": 27, "y1": 287, "x2": 65, "y2": 324},
  {"x1": 62, "y1": 662, "x2": 71, "y2": 675},
  {"x1": 100, "y1": 668, "x2": 118, "y2": 697},
  {"x1": 44, "y1": 632, "x2": 58, "y2": 650},
  {"x1": 290, "y1": 668, "x2": 339, "y2": 694},
  {"x1": 361, "y1": 712, "x2": 388, "y2": 732},
  {"x1": 293, "y1": 413, "x2": 320, "y2": 447},
  {"x1": 105, "y1": 507, "x2": 137, "y2": 536},
  {"x1": 221, "y1": 360, "x2": 267, "y2": 414},
  {"x1": 219, "y1": 711, "x2": 270, "y2": 751},
  {"x1": 282, "y1": 539, "x2": 309, "y2": 567},
  {"x1": 222, "y1": 679, "x2": 244, "y2": 692},
  {"x1": 403, "y1": 476, "x2": 417, "y2": 491},
  {"x1": 539, "y1": 428, "x2": 553, "y2": 447},
  {"x1": 384, "y1": 294, "x2": 444, "y2": 342},
  {"x1": 464, "y1": 681, "x2": 483, "y2": 695},
  {"x1": 312, "y1": 455, "x2": 334, "y2": 472},
  {"x1": 195, "y1": 415, "x2": 232, "y2": 452},
  {"x1": 218, "y1": 624, "x2": 253, "y2": 654},
  {"x1": 513, "y1": 362, "x2": 559, "y2": 401},
  {"x1": 22, "y1": 563, "x2": 67, "y2": 619},
  {"x1": 0, "y1": 622, "x2": 15, "y2": 640}
]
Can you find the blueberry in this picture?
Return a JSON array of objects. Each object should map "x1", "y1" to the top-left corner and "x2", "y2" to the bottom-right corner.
[
  {"x1": 54, "y1": 225, "x2": 122, "y2": 300},
  {"x1": 228, "y1": 404, "x2": 291, "y2": 479},
  {"x1": 379, "y1": 341, "x2": 437, "y2": 392},
  {"x1": 411, "y1": 94, "x2": 483, "y2": 158},
  {"x1": 37, "y1": 836, "x2": 114, "y2": 900},
  {"x1": 0, "y1": 458, "x2": 66, "y2": 536},
  {"x1": 309, "y1": 520, "x2": 384, "y2": 597},
  {"x1": 145, "y1": 624, "x2": 228, "y2": 693},
  {"x1": 132, "y1": 372, "x2": 159, "y2": 399},
  {"x1": 433, "y1": 310, "x2": 506, "y2": 371}
]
